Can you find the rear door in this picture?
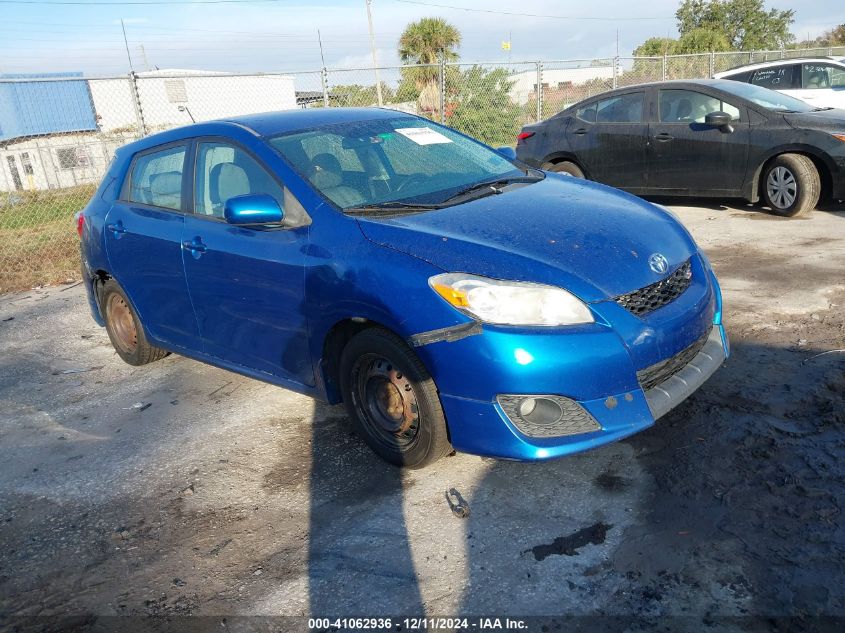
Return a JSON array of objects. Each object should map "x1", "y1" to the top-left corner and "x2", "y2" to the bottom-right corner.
[
  {"x1": 104, "y1": 142, "x2": 200, "y2": 350},
  {"x1": 565, "y1": 91, "x2": 648, "y2": 189},
  {"x1": 647, "y1": 88, "x2": 749, "y2": 195},
  {"x1": 181, "y1": 138, "x2": 314, "y2": 385},
  {"x1": 748, "y1": 63, "x2": 801, "y2": 100}
]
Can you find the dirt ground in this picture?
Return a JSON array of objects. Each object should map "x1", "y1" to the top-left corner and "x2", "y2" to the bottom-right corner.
[{"x1": 1, "y1": 199, "x2": 844, "y2": 632}]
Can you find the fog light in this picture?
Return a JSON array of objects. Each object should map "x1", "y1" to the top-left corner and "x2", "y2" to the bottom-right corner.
[
  {"x1": 497, "y1": 394, "x2": 601, "y2": 438},
  {"x1": 518, "y1": 397, "x2": 537, "y2": 417}
]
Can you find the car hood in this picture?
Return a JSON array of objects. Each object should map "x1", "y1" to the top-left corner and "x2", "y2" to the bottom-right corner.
[
  {"x1": 355, "y1": 175, "x2": 698, "y2": 303},
  {"x1": 784, "y1": 108, "x2": 845, "y2": 130}
]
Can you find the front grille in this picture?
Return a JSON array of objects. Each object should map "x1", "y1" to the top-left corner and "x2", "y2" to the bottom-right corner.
[
  {"x1": 637, "y1": 326, "x2": 712, "y2": 391},
  {"x1": 615, "y1": 260, "x2": 692, "y2": 317}
]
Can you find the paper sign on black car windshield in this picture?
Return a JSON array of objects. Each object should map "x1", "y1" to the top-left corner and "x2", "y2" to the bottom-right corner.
[{"x1": 396, "y1": 127, "x2": 453, "y2": 145}]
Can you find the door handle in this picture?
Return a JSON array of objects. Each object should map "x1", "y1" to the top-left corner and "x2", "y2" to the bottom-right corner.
[
  {"x1": 182, "y1": 238, "x2": 207, "y2": 259},
  {"x1": 654, "y1": 132, "x2": 674, "y2": 142},
  {"x1": 573, "y1": 128, "x2": 589, "y2": 135},
  {"x1": 105, "y1": 221, "x2": 126, "y2": 238}
]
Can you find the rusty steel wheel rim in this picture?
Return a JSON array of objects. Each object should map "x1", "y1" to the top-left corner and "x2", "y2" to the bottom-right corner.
[
  {"x1": 107, "y1": 294, "x2": 137, "y2": 354},
  {"x1": 352, "y1": 354, "x2": 420, "y2": 451}
]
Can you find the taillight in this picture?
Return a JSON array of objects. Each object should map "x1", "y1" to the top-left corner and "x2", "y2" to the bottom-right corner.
[
  {"x1": 75, "y1": 212, "x2": 84, "y2": 237},
  {"x1": 517, "y1": 131, "x2": 535, "y2": 144}
]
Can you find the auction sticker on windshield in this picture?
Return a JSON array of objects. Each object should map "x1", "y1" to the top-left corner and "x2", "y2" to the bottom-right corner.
[{"x1": 396, "y1": 127, "x2": 453, "y2": 145}]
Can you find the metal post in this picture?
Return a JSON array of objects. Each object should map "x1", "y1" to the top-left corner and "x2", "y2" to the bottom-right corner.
[
  {"x1": 662, "y1": 54, "x2": 667, "y2": 81},
  {"x1": 612, "y1": 56, "x2": 619, "y2": 89},
  {"x1": 128, "y1": 72, "x2": 147, "y2": 137},
  {"x1": 321, "y1": 68, "x2": 330, "y2": 107},
  {"x1": 709, "y1": 52, "x2": 715, "y2": 77},
  {"x1": 365, "y1": 0, "x2": 384, "y2": 107},
  {"x1": 439, "y1": 56, "x2": 446, "y2": 124},
  {"x1": 535, "y1": 61, "x2": 542, "y2": 123}
]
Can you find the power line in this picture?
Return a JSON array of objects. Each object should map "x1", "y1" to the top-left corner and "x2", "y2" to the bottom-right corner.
[{"x1": 392, "y1": 0, "x2": 673, "y2": 21}]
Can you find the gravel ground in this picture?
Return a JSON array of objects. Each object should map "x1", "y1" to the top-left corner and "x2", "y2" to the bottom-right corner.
[{"x1": 1, "y1": 200, "x2": 844, "y2": 632}]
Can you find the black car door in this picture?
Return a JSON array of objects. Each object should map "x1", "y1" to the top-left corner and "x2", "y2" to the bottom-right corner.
[
  {"x1": 565, "y1": 91, "x2": 648, "y2": 190},
  {"x1": 647, "y1": 88, "x2": 749, "y2": 195}
]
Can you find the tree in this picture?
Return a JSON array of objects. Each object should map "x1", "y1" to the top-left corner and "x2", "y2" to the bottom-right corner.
[
  {"x1": 675, "y1": 0, "x2": 794, "y2": 50},
  {"x1": 329, "y1": 83, "x2": 394, "y2": 107},
  {"x1": 397, "y1": 17, "x2": 461, "y2": 118},
  {"x1": 634, "y1": 37, "x2": 678, "y2": 56},
  {"x1": 447, "y1": 66, "x2": 522, "y2": 147},
  {"x1": 674, "y1": 27, "x2": 731, "y2": 53}
]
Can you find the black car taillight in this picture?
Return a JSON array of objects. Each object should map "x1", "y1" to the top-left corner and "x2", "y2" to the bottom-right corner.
[{"x1": 517, "y1": 131, "x2": 535, "y2": 144}]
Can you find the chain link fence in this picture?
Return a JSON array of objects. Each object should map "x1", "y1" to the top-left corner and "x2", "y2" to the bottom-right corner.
[{"x1": 2, "y1": 45, "x2": 844, "y2": 291}]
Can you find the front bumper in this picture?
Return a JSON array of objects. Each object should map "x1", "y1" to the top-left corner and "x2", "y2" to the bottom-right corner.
[{"x1": 414, "y1": 265, "x2": 728, "y2": 461}]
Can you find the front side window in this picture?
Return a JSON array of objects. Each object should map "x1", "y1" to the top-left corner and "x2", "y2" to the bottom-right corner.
[
  {"x1": 750, "y1": 65, "x2": 797, "y2": 89},
  {"x1": 127, "y1": 145, "x2": 186, "y2": 211},
  {"x1": 270, "y1": 117, "x2": 525, "y2": 210},
  {"x1": 194, "y1": 142, "x2": 309, "y2": 226},
  {"x1": 659, "y1": 89, "x2": 740, "y2": 123},
  {"x1": 595, "y1": 92, "x2": 644, "y2": 123},
  {"x1": 802, "y1": 63, "x2": 845, "y2": 89}
]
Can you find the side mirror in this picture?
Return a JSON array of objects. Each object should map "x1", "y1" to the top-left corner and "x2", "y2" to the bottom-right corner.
[
  {"x1": 704, "y1": 111, "x2": 734, "y2": 132},
  {"x1": 224, "y1": 193, "x2": 284, "y2": 225},
  {"x1": 496, "y1": 146, "x2": 517, "y2": 160}
]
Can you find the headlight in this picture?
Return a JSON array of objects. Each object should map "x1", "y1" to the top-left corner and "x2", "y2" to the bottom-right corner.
[{"x1": 429, "y1": 273, "x2": 594, "y2": 326}]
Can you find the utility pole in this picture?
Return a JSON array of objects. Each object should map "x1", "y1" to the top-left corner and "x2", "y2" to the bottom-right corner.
[
  {"x1": 365, "y1": 0, "x2": 384, "y2": 106},
  {"x1": 121, "y1": 18, "x2": 135, "y2": 72}
]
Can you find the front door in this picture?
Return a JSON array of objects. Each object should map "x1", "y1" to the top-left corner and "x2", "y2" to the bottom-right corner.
[
  {"x1": 798, "y1": 62, "x2": 845, "y2": 109},
  {"x1": 104, "y1": 142, "x2": 200, "y2": 351},
  {"x1": 566, "y1": 91, "x2": 648, "y2": 190},
  {"x1": 647, "y1": 88, "x2": 749, "y2": 195},
  {"x1": 182, "y1": 140, "x2": 313, "y2": 385}
]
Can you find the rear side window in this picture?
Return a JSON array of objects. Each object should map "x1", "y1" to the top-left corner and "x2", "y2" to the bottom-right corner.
[
  {"x1": 750, "y1": 65, "x2": 797, "y2": 89},
  {"x1": 127, "y1": 145, "x2": 186, "y2": 211},
  {"x1": 595, "y1": 92, "x2": 644, "y2": 123},
  {"x1": 575, "y1": 103, "x2": 597, "y2": 123}
]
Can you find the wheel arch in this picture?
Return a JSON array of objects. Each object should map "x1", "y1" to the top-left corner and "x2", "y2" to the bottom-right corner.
[
  {"x1": 541, "y1": 152, "x2": 588, "y2": 177},
  {"x1": 748, "y1": 146, "x2": 835, "y2": 203}
]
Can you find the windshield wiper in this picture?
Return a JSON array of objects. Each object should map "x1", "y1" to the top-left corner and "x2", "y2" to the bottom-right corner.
[
  {"x1": 442, "y1": 174, "x2": 543, "y2": 204},
  {"x1": 344, "y1": 201, "x2": 444, "y2": 215},
  {"x1": 812, "y1": 106, "x2": 834, "y2": 112}
]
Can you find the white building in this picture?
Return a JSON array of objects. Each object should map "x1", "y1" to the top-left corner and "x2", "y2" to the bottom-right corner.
[
  {"x1": 509, "y1": 65, "x2": 616, "y2": 105},
  {"x1": 1, "y1": 70, "x2": 297, "y2": 193}
]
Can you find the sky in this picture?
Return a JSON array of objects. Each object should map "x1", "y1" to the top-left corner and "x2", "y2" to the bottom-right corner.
[{"x1": 0, "y1": 0, "x2": 842, "y2": 77}]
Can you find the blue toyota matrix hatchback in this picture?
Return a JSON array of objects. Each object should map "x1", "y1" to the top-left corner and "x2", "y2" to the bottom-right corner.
[{"x1": 78, "y1": 108, "x2": 728, "y2": 468}]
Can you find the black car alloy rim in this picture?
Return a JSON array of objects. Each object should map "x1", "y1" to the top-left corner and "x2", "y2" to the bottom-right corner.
[{"x1": 351, "y1": 354, "x2": 420, "y2": 451}]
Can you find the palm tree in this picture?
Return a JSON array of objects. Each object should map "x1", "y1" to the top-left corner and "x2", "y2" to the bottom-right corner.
[{"x1": 398, "y1": 17, "x2": 461, "y2": 116}]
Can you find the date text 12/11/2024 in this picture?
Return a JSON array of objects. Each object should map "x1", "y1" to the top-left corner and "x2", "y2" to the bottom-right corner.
[{"x1": 307, "y1": 617, "x2": 528, "y2": 630}]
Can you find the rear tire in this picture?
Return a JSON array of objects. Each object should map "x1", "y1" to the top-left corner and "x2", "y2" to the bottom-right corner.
[
  {"x1": 761, "y1": 154, "x2": 820, "y2": 217},
  {"x1": 100, "y1": 279, "x2": 168, "y2": 366},
  {"x1": 547, "y1": 161, "x2": 585, "y2": 178},
  {"x1": 339, "y1": 327, "x2": 451, "y2": 468}
]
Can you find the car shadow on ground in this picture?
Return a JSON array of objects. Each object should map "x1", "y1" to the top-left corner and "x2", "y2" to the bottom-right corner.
[
  {"x1": 303, "y1": 333, "x2": 845, "y2": 627},
  {"x1": 644, "y1": 195, "x2": 845, "y2": 217}
]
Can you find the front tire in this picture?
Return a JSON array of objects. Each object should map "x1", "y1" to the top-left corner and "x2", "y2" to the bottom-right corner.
[
  {"x1": 761, "y1": 154, "x2": 820, "y2": 217},
  {"x1": 100, "y1": 279, "x2": 168, "y2": 366},
  {"x1": 339, "y1": 328, "x2": 451, "y2": 468},
  {"x1": 547, "y1": 161, "x2": 585, "y2": 178}
]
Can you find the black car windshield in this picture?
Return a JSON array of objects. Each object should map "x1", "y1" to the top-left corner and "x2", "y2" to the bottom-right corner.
[
  {"x1": 269, "y1": 117, "x2": 529, "y2": 211},
  {"x1": 717, "y1": 81, "x2": 814, "y2": 112}
]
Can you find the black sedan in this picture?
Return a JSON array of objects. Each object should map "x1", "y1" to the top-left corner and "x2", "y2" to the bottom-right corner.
[{"x1": 515, "y1": 79, "x2": 845, "y2": 216}]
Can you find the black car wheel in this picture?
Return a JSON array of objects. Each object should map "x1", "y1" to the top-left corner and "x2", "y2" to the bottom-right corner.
[
  {"x1": 547, "y1": 161, "x2": 585, "y2": 178},
  {"x1": 100, "y1": 279, "x2": 169, "y2": 366},
  {"x1": 339, "y1": 328, "x2": 451, "y2": 468},
  {"x1": 761, "y1": 154, "x2": 820, "y2": 217}
]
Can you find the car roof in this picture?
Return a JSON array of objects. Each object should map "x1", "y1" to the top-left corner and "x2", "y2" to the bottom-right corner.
[
  {"x1": 116, "y1": 107, "x2": 414, "y2": 157},
  {"x1": 715, "y1": 56, "x2": 845, "y2": 75},
  {"x1": 568, "y1": 78, "x2": 748, "y2": 102}
]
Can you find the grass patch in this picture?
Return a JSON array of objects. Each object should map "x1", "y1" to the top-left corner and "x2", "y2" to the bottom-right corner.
[{"x1": 0, "y1": 185, "x2": 95, "y2": 292}]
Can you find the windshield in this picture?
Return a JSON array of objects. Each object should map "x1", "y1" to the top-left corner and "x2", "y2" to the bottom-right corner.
[
  {"x1": 269, "y1": 117, "x2": 527, "y2": 210},
  {"x1": 717, "y1": 81, "x2": 814, "y2": 112}
]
